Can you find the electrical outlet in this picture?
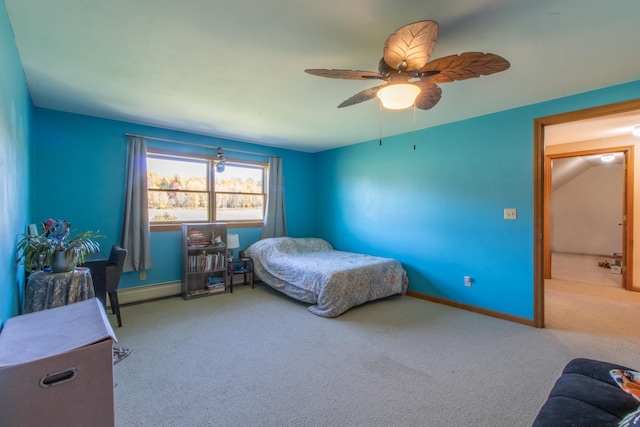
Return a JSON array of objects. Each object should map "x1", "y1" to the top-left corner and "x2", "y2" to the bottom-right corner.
[
  {"x1": 464, "y1": 276, "x2": 473, "y2": 287},
  {"x1": 504, "y1": 208, "x2": 517, "y2": 220},
  {"x1": 139, "y1": 270, "x2": 147, "y2": 280}
]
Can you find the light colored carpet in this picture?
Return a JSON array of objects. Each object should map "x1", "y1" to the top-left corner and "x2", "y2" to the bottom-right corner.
[
  {"x1": 111, "y1": 281, "x2": 640, "y2": 427},
  {"x1": 545, "y1": 278, "x2": 640, "y2": 343},
  {"x1": 551, "y1": 252, "x2": 622, "y2": 288}
]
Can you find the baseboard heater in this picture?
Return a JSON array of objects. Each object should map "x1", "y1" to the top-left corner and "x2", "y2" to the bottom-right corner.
[
  {"x1": 113, "y1": 275, "x2": 251, "y2": 307},
  {"x1": 114, "y1": 281, "x2": 181, "y2": 307}
]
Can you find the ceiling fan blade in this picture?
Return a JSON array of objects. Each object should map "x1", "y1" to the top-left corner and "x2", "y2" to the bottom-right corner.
[
  {"x1": 383, "y1": 20, "x2": 439, "y2": 72},
  {"x1": 413, "y1": 81, "x2": 442, "y2": 110},
  {"x1": 337, "y1": 86, "x2": 383, "y2": 108},
  {"x1": 418, "y1": 52, "x2": 510, "y2": 83},
  {"x1": 305, "y1": 69, "x2": 384, "y2": 80}
]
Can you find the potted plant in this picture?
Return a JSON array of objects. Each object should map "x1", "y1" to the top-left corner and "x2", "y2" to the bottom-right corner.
[{"x1": 17, "y1": 219, "x2": 104, "y2": 273}]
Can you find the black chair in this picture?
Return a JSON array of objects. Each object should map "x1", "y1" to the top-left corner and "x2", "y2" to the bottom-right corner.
[{"x1": 106, "y1": 245, "x2": 127, "y2": 327}]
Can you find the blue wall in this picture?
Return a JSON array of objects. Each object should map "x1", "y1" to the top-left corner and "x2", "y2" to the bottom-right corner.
[
  {"x1": 31, "y1": 109, "x2": 316, "y2": 289},
  {"x1": 0, "y1": 3, "x2": 31, "y2": 327},
  {"x1": 315, "y1": 80, "x2": 640, "y2": 321},
  {"x1": 2, "y1": 0, "x2": 639, "y2": 324}
]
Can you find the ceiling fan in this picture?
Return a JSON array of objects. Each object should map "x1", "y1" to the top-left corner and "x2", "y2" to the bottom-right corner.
[{"x1": 305, "y1": 20, "x2": 510, "y2": 110}]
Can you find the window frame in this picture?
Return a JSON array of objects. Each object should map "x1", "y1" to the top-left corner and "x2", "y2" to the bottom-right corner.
[{"x1": 147, "y1": 148, "x2": 268, "y2": 232}]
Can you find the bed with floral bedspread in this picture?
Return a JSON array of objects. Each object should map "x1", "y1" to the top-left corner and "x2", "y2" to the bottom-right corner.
[{"x1": 245, "y1": 237, "x2": 408, "y2": 317}]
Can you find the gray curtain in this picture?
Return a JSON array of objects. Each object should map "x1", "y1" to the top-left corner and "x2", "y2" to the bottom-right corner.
[
  {"x1": 121, "y1": 135, "x2": 152, "y2": 272},
  {"x1": 261, "y1": 157, "x2": 287, "y2": 239}
]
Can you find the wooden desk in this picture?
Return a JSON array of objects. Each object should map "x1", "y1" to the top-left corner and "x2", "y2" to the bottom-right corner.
[{"x1": 24, "y1": 267, "x2": 95, "y2": 313}]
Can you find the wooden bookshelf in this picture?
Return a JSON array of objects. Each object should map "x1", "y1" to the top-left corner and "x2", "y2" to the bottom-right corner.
[{"x1": 181, "y1": 223, "x2": 230, "y2": 299}]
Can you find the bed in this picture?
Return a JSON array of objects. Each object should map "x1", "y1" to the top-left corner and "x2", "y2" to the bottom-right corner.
[{"x1": 245, "y1": 237, "x2": 408, "y2": 317}]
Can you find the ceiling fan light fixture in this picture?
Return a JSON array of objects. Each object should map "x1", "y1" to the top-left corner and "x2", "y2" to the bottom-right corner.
[{"x1": 376, "y1": 84, "x2": 420, "y2": 110}]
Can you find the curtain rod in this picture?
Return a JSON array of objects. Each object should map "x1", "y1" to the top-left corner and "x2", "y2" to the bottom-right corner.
[{"x1": 125, "y1": 133, "x2": 280, "y2": 158}]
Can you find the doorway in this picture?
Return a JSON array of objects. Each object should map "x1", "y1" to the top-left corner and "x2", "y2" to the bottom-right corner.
[
  {"x1": 533, "y1": 98, "x2": 640, "y2": 328},
  {"x1": 546, "y1": 149, "x2": 628, "y2": 288}
]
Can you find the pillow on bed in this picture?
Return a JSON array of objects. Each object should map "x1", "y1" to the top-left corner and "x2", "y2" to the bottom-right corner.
[
  {"x1": 251, "y1": 237, "x2": 332, "y2": 257},
  {"x1": 293, "y1": 238, "x2": 333, "y2": 253}
]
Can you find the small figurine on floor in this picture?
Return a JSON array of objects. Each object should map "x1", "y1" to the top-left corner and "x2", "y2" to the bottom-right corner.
[{"x1": 598, "y1": 260, "x2": 611, "y2": 269}]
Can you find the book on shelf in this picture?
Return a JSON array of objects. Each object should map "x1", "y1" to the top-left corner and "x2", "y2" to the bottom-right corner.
[
  {"x1": 206, "y1": 276, "x2": 225, "y2": 292},
  {"x1": 187, "y1": 289, "x2": 210, "y2": 297},
  {"x1": 186, "y1": 230, "x2": 210, "y2": 247},
  {"x1": 187, "y1": 252, "x2": 226, "y2": 272},
  {"x1": 188, "y1": 242, "x2": 210, "y2": 248},
  {"x1": 206, "y1": 276, "x2": 224, "y2": 285}
]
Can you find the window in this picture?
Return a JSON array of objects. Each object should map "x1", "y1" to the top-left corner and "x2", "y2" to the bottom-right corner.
[
  {"x1": 147, "y1": 155, "x2": 210, "y2": 223},
  {"x1": 147, "y1": 149, "x2": 267, "y2": 230},
  {"x1": 214, "y1": 164, "x2": 264, "y2": 222}
]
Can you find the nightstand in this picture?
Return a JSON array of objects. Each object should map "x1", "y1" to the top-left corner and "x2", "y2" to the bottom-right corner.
[{"x1": 229, "y1": 258, "x2": 254, "y2": 288}]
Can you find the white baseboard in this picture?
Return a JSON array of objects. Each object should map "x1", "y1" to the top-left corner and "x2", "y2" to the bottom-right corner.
[{"x1": 116, "y1": 281, "x2": 181, "y2": 305}]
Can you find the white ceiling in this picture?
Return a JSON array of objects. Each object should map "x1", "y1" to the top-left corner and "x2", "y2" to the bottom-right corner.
[
  {"x1": 5, "y1": 0, "x2": 640, "y2": 153},
  {"x1": 546, "y1": 110, "x2": 640, "y2": 146}
]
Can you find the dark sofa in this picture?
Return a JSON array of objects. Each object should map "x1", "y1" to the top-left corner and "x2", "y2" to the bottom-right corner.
[{"x1": 532, "y1": 358, "x2": 640, "y2": 426}]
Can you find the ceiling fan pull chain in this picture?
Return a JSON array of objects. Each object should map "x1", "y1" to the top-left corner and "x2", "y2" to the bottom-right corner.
[
  {"x1": 414, "y1": 105, "x2": 417, "y2": 150},
  {"x1": 379, "y1": 102, "x2": 383, "y2": 146}
]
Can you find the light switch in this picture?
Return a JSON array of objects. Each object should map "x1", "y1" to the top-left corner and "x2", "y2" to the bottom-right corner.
[{"x1": 504, "y1": 208, "x2": 517, "y2": 220}]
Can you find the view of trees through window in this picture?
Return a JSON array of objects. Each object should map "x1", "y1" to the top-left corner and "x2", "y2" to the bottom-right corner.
[
  {"x1": 147, "y1": 154, "x2": 265, "y2": 223},
  {"x1": 215, "y1": 164, "x2": 264, "y2": 221}
]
